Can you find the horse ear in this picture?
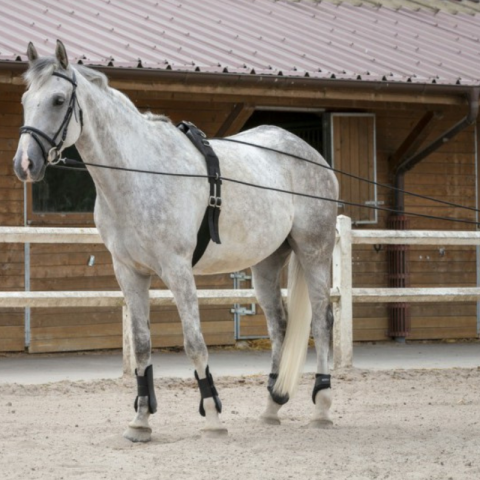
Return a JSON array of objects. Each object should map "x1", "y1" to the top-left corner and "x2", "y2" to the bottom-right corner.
[
  {"x1": 27, "y1": 42, "x2": 39, "y2": 63},
  {"x1": 55, "y1": 39, "x2": 69, "y2": 69}
]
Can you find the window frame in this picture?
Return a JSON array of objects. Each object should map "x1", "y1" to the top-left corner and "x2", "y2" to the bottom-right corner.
[{"x1": 26, "y1": 183, "x2": 94, "y2": 226}]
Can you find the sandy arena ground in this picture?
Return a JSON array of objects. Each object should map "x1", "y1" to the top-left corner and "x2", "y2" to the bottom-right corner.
[{"x1": 0, "y1": 367, "x2": 479, "y2": 480}]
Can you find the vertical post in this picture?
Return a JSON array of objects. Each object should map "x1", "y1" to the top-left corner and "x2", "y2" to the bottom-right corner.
[
  {"x1": 24, "y1": 242, "x2": 31, "y2": 349},
  {"x1": 23, "y1": 183, "x2": 31, "y2": 350},
  {"x1": 122, "y1": 306, "x2": 135, "y2": 375},
  {"x1": 332, "y1": 215, "x2": 353, "y2": 368}
]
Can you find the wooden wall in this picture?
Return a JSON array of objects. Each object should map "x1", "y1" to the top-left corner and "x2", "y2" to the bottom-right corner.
[
  {"x1": 0, "y1": 76, "x2": 478, "y2": 353},
  {"x1": 0, "y1": 83, "x2": 238, "y2": 353},
  {"x1": 353, "y1": 110, "x2": 477, "y2": 341},
  {"x1": 0, "y1": 83, "x2": 25, "y2": 351},
  {"x1": 405, "y1": 122, "x2": 477, "y2": 340}
]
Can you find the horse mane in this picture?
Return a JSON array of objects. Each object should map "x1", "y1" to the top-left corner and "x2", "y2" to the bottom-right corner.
[
  {"x1": 24, "y1": 58, "x2": 171, "y2": 124},
  {"x1": 75, "y1": 64, "x2": 109, "y2": 89},
  {"x1": 23, "y1": 56, "x2": 109, "y2": 90},
  {"x1": 142, "y1": 112, "x2": 171, "y2": 123}
]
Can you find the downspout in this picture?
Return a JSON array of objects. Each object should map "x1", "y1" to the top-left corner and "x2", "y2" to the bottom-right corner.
[{"x1": 388, "y1": 87, "x2": 480, "y2": 342}]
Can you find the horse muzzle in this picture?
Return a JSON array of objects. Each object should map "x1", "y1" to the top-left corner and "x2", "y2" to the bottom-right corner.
[{"x1": 13, "y1": 143, "x2": 47, "y2": 183}]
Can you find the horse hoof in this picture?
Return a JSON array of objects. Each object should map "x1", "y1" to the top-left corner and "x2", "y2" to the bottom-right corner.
[
  {"x1": 308, "y1": 419, "x2": 333, "y2": 429},
  {"x1": 201, "y1": 427, "x2": 228, "y2": 438},
  {"x1": 260, "y1": 415, "x2": 281, "y2": 426},
  {"x1": 123, "y1": 426, "x2": 152, "y2": 443}
]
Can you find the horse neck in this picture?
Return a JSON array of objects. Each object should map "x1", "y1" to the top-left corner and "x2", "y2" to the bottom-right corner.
[
  {"x1": 75, "y1": 80, "x2": 147, "y2": 163},
  {"x1": 73, "y1": 77, "x2": 173, "y2": 197}
]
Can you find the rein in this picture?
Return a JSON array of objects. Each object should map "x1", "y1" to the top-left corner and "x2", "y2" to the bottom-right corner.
[
  {"x1": 51, "y1": 156, "x2": 480, "y2": 227},
  {"x1": 20, "y1": 71, "x2": 83, "y2": 165}
]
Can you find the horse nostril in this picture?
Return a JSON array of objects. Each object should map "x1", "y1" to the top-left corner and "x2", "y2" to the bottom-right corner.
[{"x1": 28, "y1": 159, "x2": 34, "y2": 170}]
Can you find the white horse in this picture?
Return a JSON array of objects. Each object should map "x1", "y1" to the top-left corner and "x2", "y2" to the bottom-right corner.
[{"x1": 13, "y1": 41, "x2": 338, "y2": 442}]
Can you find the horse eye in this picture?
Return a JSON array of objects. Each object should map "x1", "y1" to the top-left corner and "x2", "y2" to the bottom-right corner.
[{"x1": 53, "y1": 95, "x2": 65, "y2": 106}]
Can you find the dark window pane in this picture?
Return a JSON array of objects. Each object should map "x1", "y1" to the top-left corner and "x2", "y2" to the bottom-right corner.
[
  {"x1": 32, "y1": 146, "x2": 96, "y2": 213},
  {"x1": 242, "y1": 111, "x2": 324, "y2": 158}
]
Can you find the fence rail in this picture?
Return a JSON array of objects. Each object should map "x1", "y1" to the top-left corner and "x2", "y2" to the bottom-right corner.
[{"x1": 1, "y1": 215, "x2": 480, "y2": 372}]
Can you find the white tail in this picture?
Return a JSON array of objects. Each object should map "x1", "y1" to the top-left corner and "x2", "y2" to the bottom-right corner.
[{"x1": 273, "y1": 252, "x2": 311, "y2": 398}]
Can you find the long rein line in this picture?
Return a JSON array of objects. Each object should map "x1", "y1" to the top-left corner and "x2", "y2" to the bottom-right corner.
[
  {"x1": 24, "y1": 69, "x2": 478, "y2": 225},
  {"x1": 51, "y1": 158, "x2": 480, "y2": 227},
  {"x1": 212, "y1": 137, "x2": 480, "y2": 216}
]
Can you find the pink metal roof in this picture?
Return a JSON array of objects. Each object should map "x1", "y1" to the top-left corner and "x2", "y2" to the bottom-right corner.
[{"x1": 1, "y1": 0, "x2": 479, "y2": 85}]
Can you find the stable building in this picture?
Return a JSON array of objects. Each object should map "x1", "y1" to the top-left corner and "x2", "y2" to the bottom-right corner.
[{"x1": 1, "y1": 0, "x2": 480, "y2": 353}]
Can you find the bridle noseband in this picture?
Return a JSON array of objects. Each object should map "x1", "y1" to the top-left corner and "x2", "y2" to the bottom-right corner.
[{"x1": 20, "y1": 70, "x2": 83, "y2": 165}]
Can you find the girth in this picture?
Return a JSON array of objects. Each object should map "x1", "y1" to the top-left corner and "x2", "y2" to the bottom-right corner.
[{"x1": 177, "y1": 121, "x2": 222, "y2": 266}]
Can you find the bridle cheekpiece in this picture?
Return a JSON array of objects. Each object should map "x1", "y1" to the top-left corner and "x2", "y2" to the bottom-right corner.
[{"x1": 20, "y1": 70, "x2": 83, "y2": 165}]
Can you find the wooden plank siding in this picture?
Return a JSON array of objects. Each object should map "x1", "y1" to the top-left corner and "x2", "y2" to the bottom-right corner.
[
  {"x1": 27, "y1": 251, "x2": 236, "y2": 353},
  {"x1": 0, "y1": 86, "x2": 238, "y2": 353},
  {"x1": 0, "y1": 84, "x2": 25, "y2": 351},
  {"x1": 1, "y1": 76, "x2": 478, "y2": 352},
  {"x1": 353, "y1": 110, "x2": 477, "y2": 341}
]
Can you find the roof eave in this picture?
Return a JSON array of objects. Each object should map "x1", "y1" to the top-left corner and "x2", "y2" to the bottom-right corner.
[{"x1": 0, "y1": 60, "x2": 477, "y2": 104}]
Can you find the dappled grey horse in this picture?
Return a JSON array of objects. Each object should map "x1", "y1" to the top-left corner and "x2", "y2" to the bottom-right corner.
[{"x1": 13, "y1": 41, "x2": 338, "y2": 441}]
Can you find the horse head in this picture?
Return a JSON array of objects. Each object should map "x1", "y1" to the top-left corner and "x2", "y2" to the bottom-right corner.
[{"x1": 13, "y1": 40, "x2": 83, "y2": 182}]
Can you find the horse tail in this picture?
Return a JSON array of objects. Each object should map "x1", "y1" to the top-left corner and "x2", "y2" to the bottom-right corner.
[{"x1": 273, "y1": 252, "x2": 311, "y2": 398}]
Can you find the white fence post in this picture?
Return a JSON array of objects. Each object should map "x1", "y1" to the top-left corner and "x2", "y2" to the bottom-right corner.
[
  {"x1": 122, "y1": 306, "x2": 135, "y2": 376},
  {"x1": 332, "y1": 215, "x2": 353, "y2": 369}
]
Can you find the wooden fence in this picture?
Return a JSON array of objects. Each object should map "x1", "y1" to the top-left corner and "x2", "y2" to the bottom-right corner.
[{"x1": 2, "y1": 215, "x2": 480, "y2": 373}]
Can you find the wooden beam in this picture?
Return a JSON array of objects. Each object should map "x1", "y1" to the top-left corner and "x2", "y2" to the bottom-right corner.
[
  {"x1": 351, "y1": 230, "x2": 480, "y2": 245},
  {"x1": 353, "y1": 287, "x2": 480, "y2": 303},
  {"x1": 388, "y1": 111, "x2": 442, "y2": 170},
  {"x1": 126, "y1": 88, "x2": 466, "y2": 112},
  {"x1": 109, "y1": 80, "x2": 466, "y2": 107},
  {"x1": 215, "y1": 103, "x2": 255, "y2": 136},
  {"x1": 0, "y1": 227, "x2": 101, "y2": 243},
  {"x1": 0, "y1": 288, "x2": 341, "y2": 308},
  {"x1": 4, "y1": 227, "x2": 480, "y2": 246}
]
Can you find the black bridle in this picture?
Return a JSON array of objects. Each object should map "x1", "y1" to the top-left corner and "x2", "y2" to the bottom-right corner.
[{"x1": 20, "y1": 70, "x2": 83, "y2": 164}]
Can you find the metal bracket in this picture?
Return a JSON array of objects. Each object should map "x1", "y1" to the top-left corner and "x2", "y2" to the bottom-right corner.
[
  {"x1": 230, "y1": 271, "x2": 252, "y2": 282},
  {"x1": 231, "y1": 304, "x2": 257, "y2": 316},
  {"x1": 231, "y1": 271, "x2": 259, "y2": 339}
]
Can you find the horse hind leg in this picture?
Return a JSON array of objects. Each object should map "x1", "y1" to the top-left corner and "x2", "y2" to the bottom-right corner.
[
  {"x1": 300, "y1": 254, "x2": 335, "y2": 428},
  {"x1": 251, "y1": 242, "x2": 291, "y2": 425},
  {"x1": 309, "y1": 301, "x2": 334, "y2": 427},
  {"x1": 113, "y1": 260, "x2": 156, "y2": 443}
]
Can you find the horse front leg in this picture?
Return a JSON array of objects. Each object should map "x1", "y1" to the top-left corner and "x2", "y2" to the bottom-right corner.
[
  {"x1": 113, "y1": 260, "x2": 155, "y2": 442},
  {"x1": 164, "y1": 262, "x2": 227, "y2": 436}
]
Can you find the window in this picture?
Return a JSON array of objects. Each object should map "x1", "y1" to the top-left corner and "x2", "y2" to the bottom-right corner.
[
  {"x1": 28, "y1": 146, "x2": 96, "y2": 225},
  {"x1": 242, "y1": 110, "x2": 324, "y2": 154}
]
